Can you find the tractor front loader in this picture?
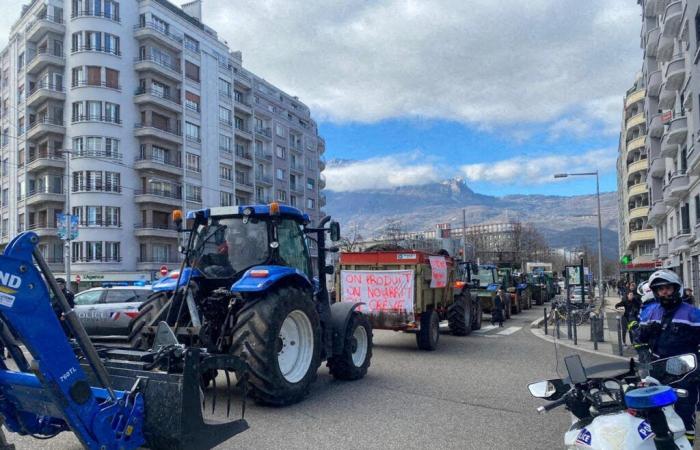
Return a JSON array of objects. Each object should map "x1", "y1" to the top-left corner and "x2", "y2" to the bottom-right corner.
[{"x1": 0, "y1": 232, "x2": 249, "y2": 449}]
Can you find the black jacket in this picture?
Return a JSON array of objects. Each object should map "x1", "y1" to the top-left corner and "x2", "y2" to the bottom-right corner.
[{"x1": 615, "y1": 295, "x2": 641, "y2": 321}]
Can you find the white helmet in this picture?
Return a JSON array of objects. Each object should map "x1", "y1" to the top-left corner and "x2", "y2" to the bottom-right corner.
[
  {"x1": 637, "y1": 281, "x2": 655, "y2": 303},
  {"x1": 648, "y1": 270, "x2": 683, "y2": 297}
]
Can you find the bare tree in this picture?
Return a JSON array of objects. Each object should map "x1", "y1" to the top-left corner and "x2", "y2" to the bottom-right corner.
[{"x1": 339, "y1": 223, "x2": 364, "y2": 252}]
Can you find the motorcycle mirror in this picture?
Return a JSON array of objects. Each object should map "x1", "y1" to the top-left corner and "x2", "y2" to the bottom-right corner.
[
  {"x1": 664, "y1": 354, "x2": 697, "y2": 376},
  {"x1": 329, "y1": 221, "x2": 341, "y2": 242},
  {"x1": 528, "y1": 381, "x2": 556, "y2": 398}
]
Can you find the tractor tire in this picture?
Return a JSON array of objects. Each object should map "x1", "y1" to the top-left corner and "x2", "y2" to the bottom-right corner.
[
  {"x1": 230, "y1": 285, "x2": 321, "y2": 406},
  {"x1": 471, "y1": 302, "x2": 483, "y2": 330},
  {"x1": 128, "y1": 291, "x2": 171, "y2": 349},
  {"x1": 447, "y1": 295, "x2": 472, "y2": 336},
  {"x1": 327, "y1": 313, "x2": 373, "y2": 380},
  {"x1": 510, "y1": 296, "x2": 520, "y2": 315},
  {"x1": 416, "y1": 309, "x2": 440, "y2": 351}
]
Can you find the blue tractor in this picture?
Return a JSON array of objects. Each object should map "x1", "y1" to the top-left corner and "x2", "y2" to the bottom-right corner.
[{"x1": 129, "y1": 203, "x2": 373, "y2": 406}]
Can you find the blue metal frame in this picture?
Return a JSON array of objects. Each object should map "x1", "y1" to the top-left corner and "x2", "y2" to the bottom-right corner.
[
  {"x1": 0, "y1": 232, "x2": 145, "y2": 449},
  {"x1": 231, "y1": 265, "x2": 312, "y2": 293}
]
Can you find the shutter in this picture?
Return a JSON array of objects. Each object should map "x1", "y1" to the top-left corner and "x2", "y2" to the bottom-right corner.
[
  {"x1": 185, "y1": 61, "x2": 199, "y2": 81},
  {"x1": 185, "y1": 91, "x2": 200, "y2": 103},
  {"x1": 87, "y1": 66, "x2": 101, "y2": 86},
  {"x1": 105, "y1": 68, "x2": 118, "y2": 89}
]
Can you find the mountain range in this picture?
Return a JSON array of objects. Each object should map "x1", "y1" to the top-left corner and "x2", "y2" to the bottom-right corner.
[{"x1": 324, "y1": 178, "x2": 620, "y2": 259}]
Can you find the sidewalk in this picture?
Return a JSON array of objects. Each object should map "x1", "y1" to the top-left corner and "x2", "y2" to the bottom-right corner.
[{"x1": 530, "y1": 294, "x2": 635, "y2": 361}]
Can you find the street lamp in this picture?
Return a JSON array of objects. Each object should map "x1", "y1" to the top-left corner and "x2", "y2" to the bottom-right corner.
[
  {"x1": 554, "y1": 171, "x2": 605, "y2": 308},
  {"x1": 56, "y1": 149, "x2": 73, "y2": 287}
]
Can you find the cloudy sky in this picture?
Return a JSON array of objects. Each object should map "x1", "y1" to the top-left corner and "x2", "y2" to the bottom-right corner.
[{"x1": 1, "y1": 0, "x2": 641, "y2": 195}]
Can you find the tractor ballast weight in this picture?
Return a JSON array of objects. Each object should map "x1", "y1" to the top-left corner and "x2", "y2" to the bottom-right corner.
[
  {"x1": 0, "y1": 232, "x2": 248, "y2": 449},
  {"x1": 132, "y1": 204, "x2": 372, "y2": 406}
]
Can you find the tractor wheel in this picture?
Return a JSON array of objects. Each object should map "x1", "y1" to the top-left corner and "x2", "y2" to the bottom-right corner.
[
  {"x1": 230, "y1": 285, "x2": 321, "y2": 406},
  {"x1": 128, "y1": 291, "x2": 171, "y2": 349},
  {"x1": 471, "y1": 302, "x2": 483, "y2": 330},
  {"x1": 416, "y1": 309, "x2": 440, "y2": 351},
  {"x1": 327, "y1": 313, "x2": 373, "y2": 380},
  {"x1": 447, "y1": 295, "x2": 472, "y2": 336}
]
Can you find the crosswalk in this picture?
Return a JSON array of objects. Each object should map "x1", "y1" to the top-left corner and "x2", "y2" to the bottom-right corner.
[{"x1": 472, "y1": 325, "x2": 522, "y2": 338}]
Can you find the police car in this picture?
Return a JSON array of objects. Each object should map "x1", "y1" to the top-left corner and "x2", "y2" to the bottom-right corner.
[{"x1": 73, "y1": 286, "x2": 152, "y2": 338}]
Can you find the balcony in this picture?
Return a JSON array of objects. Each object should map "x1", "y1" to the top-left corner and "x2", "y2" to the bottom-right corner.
[
  {"x1": 660, "y1": 115, "x2": 687, "y2": 156},
  {"x1": 255, "y1": 174, "x2": 273, "y2": 186},
  {"x1": 290, "y1": 183, "x2": 304, "y2": 195},
  {"x1": 235, "y1": 125, "x2": 253, "y2": 140},
  {"x1": 648, "y1": 200, "x2": 667, "y2": 225},
  {"x1": 319, "y1": 174, "x2": 326, "y2": 189},
  {"x1": 649, "y1": 157, "x2": 666, "y2": 177},
  {"x1": 663, "y1": 55, "x2": 686, "y2": 91},
  {"x1": 629, "y1": 228, "x2": 656, "y2": 244},
  {"x1": 134, "y1": 87, "x2": 182, "y2": 114},
  {"x1": 657, "y1": 33, "x2": 674, "y2": 62},
  {"x1": 134, "y1": 152, "x2": 182, "y2": 176},
  {"x1": 134, "y1": 56, "x2": 181, "y2": 82},
  {"x1": 26, "y1": 49, "x2": 65, "y2": 75},
  {"x1": 629, "y1": 205, "x2": 650, "y2": 220},
  {"x1": 659, "y1": 84, "x2": 676, "y2": 109},
  {"x1": 661, "y1": 1, "x2": 683, "y2": 37},
  {"x1": 319, "y1": 194, "x2": 327, "y2": 207},
  {"x1": 133, "y1": 22, "x2": 183, "y2": 52},
  {"x1": 647, "y1": 70, "x2": 662, "y2": 98},
  {"x1": 236, "y1": 180, "x2": 254, "y2": 193},
  {"x1": 235, "y1": 149, "x2": 253, "y2": 166},
  {"x1": 627, "y1": 159, "x2": 648, "y2": 175},
  {"x1": 134, "y1": 122, "x2": 182, "y2": 145},
  {"x1": 26, "y1": 13, "x2": 65, "y2": 43},
  {"x1": 646, "y1": 27, "x2": 661, "y2": 57},
  {"x1": 318, "y1": 137, "x2": 326, "y2": 154},
  {"x1": 24, "y1": 188, "x2": 64, "y2": 206},
  {"x1": 134, "y1": 188, "x2": 183, "y2": 207},
  {"x1": 25, "y1": 223, "x2": 58, "y2": 238},
  {"x1": 26, "y1": 152, "x2": 65, "y2": 172},
  {"x1": 626, "y1": 89, "x2": 646, "y2": 108},
  {"x1": 657, "y1": 243, "x2": 669, "y2": 259},
  {"x1": 690, "y1": 147, "x2": 700, "y2": 175},
  {"x1": 648, "y1": 113, "x2": 664, "y2": 138},
  {"x1": 319, "y1": 158, "x2": 326, "y2": 171},
  {"x1": 628, "y1": 182, "x2": 647, "y2": 198},
  {"x1": 663, "y1": 171, "x2": 689, "y2": 203},
  {"x1": 27, "y1": 82, "x2": 65, "y2": 108},
  {"x1": 133, "y1": 223, "x2": 179, "y2": 239},
  {"x1": 27, "y1": 117, "x2": 65, "y2": 140},
  {"x1": 255, "y1": 151, "x2": 273, "y2": 162},
  {"x1": 627, "y1": 135, "x2": 646, "y2": 153},
  {"x1": 290, "y1": 162, "x2": 304, "y2": 175},
  {"x1": 670, "y1": 231, "x2": 693, "y2": 253},
  {"x1": 234, "y1": 97, "x2": 253, "y2": 114},
  {"x1": 255, "y1": 127, "x2": 272, "y2": 139}
]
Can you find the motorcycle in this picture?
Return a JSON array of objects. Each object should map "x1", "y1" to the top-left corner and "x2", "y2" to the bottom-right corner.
[{"x1": 528, "y1": 353, "x2": 697, "y2": 449}]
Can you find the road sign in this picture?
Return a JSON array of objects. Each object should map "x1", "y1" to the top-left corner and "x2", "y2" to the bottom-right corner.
[
  {"x1": 57, "y1": 214, "x2": 79, "y2": 240},
  {"x1": 69, "y1": 215, "x2": 79, "y2": 240},
  {"x1": 57, "y1": 213, "x2": 66, "y2": 239},
  {"x1": 160, "y1": 265, "x2": 168, "y2": 277}
]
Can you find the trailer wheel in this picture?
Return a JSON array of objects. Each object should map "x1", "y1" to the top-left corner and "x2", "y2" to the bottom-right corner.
[
  {"x1": 128, "y1": 291, "x2": 171, "y2": 349},
  {"x1": 230, "y1": 285, "x2": 321, "y2": 406},
  {"x1": 511, "y1": 295, "x2": 521, "y2": 315},
  {"x1": 447, "y1": 295, "x2": 471, "y2": 336},
  {"x1": 471, "y1": 302, "x2": 483, "y2": 330},
  {"x1": 327, "y1": 313, "x2": 373, "y2": 380},
  {"x1": 416, "y1": 309, "x2": 440, "y2": 351}
]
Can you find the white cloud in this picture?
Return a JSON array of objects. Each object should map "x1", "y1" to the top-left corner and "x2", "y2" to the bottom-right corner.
[
  {"x1": 460, "y1": 149, "x2": 618, "y2": 185},
  {"x1": 324, "y1": 153, "x2": 444, "y2": 191}
]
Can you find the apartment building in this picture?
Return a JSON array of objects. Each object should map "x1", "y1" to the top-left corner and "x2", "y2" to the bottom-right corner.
[
  {"x1": 638, "y1": 0, "x2": 700, "y2": 289},
  {"x1": 0, "y1": 0, "x2": 327, "y2": 285},
  {"x1": 616, "y1": 76, "x2": 656, "y2": 267}
]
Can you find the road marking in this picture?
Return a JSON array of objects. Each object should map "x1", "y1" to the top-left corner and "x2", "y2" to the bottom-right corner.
[
  {"x1": 496, "y1": 326, "x2": 521, "y2": 336},
  {"x1": 473, "y1": 325, "x2": 497, "y2": 334}
]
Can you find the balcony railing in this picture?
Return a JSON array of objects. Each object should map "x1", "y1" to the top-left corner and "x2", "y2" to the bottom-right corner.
[
  {"x1": 133, "y1": 21, "x2": 183, "y2": 42},
  {"x1": 73, "y1": 150, "x2": 122, "y2": 160},
  {"x1": 28, "y1": 81, "x2": 65, "y2": 95},
  {"x1": 78, "y1": 220, "x2": 122, "y2": 227},
  {"x1": 72, "y1": 114, "x2": 122, "y2": 125},
  {"x1": 137, "y1": 256, "x2": 181, "y2": 263},
  {"x1": 133, "y1": 55, "x2": 180, "y2": 72},
  {"x1": 235, "y1": 148, "x2": 252, "y2": 160},
  {"x1": 134, "y1": 223, "x2": 178, "y2": 231},
  {"x1": 72, "y1": 10, "x2": 120, "y2": 22},
  {"x1": 28, "y1": 116, "x2": 64, "y2": 129},
  {"x1": 255, "y1": 127, "x2": 272, "y2": 138},
  {"x1": 27, "y1": 151, "x2": 64, "y2": 163},
  {"x1": 135, "y1": 86, "x2": 181, "y2": 105},
  {"x1": 72, "y1": 184, "x2": 122, "y2": 194},
  {"x1": 72, "y1": 256, "x2": 122, "y2": 263},
  {"x1": 135, "y1": 188, "x2": 182, "y2": 199},
  {"x1": 134, "y1": 122, "x2": 182, "y2": 136},
  {"x1": 136, "y1": 151, "x2": 182, "y2": 168},
  {"x1": 72, "y1": 80, "x2": 121, "y2": 91},
  {"x1": 28, "y1": 48, "x2": 64, "y2": 63},
  {"x1": 72, "y1": 45, "x2": 120, "y2": 56}
]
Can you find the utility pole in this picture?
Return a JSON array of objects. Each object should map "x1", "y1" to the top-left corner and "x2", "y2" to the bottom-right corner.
[{"x1": 462, "y1": 208, "x2": 466, "y2": 260}]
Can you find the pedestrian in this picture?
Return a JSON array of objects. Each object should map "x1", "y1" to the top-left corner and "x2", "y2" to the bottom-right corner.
[
  {"x1": 53, "y1": 278, "x2": 75, "y2": 336},
  {"x1": 683, "y1": 288, "x2": 695, "y2": 306},
  {"x1": 491, "y1": 289, "x2": 506, "y2": 327},
  {"x1": 631, "y1": 270, "x2": 700, "y2": 445},
  {"x1": 614, "y1": 288, "x2": 641, "y2": 346}
]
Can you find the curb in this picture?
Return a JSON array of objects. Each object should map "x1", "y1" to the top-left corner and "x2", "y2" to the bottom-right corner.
[{"x1": 528, "y1": 317, "x2": 628, "y2": 362}]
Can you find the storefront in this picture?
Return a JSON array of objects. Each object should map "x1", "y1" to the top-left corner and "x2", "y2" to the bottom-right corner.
[{"x1": 53, "y1": 272, "x2": 152, "y2": 292}]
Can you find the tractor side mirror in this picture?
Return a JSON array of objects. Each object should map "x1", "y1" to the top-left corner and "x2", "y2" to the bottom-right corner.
[
  {"x1": 329, "y1": 221, "x2": 341, "y2": 242},
  {"x1": 324, "y1": 265, "x2": 335, "y2": 275},
  {"x1": 328, "y1": 246, "x2": 340, "y2": 253}
]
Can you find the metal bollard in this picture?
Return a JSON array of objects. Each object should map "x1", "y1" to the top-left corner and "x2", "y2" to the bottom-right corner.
[
  {"x1": 616, "y1": 316, "x2": 623, "y2": 356},
  {"x1": 592, "y1": 316, "x2": 598, "y2": 351},
  {"x1": 573, "y1": 316, "x2": 578, "y2": 345},
  {"x1": 555, "y1": 314, "x2": 561, "y2": 339},
  {"x1": 544, "y1": 307, "x2": 548, "y2": 335}
]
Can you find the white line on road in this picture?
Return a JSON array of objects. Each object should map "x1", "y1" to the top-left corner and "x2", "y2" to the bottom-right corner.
[
  {"x1": 497, "y1": 327, "x2": 521, "y2": 336},
  {"x1": 473, "y1": 325, "x2": 497, "y2": 334}
]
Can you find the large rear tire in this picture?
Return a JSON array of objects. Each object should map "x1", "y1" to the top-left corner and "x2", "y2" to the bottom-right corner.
[
  {"x1": 327, "y1": 313, "x2": 373, "y2": 380},
  {"x1": 127, "y1": 291, "x2": 171, "y2": 349},
  {"x1": 471, "y1": 302, "x2": 483, "y2": 330},
  {"x1": 416, "y1": 309, "x2": 440, "y2": 351},
  {"x1": 230, "y1": 286, "x2": 321, "y2": 406},
  {"x1": 447, "y1": 295, "x2": 472, "y2": 336}
]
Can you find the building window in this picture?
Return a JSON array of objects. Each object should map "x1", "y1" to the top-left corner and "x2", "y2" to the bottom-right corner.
[
  {"x1": 105, "y1": 206, "x2": 120, "y2": 226},
  {"x1": 277, "y1": 189, "x2": 287, "y2": 202},
  {"x1": 307, "y1": 178, "x2": 315, "y2": 190},
  {"x1": 185, "y1": 61, "x2": 200, "y2": 82},
  {"x1": 220, "y1": 191, "x2": 233, "y2": 206},
  {"x1": 276, "y1": 124, "x2": 285, "y2": 137},
  {"x1": 186, "y1": 152, "x2": 200, "y2": 172},
  {"x1": 276, "y1": 168, "x2": 285, "y2": 181},
  {"x1": 219, "y1": 134, "x2": 232, "y2": 153},
  {"x1": 220, "y1": 164, "x2": 233, "y2": 181},
  {"x1": 235, "y1": 116, "x2": 245, "y2": 131},
  {"x1": 186, "y1": 184, "x2": 202, "y2": 202},
  {"x1": 276, "y1": 145, "x2": 286, "y2": 159},
  {"x1": 695, "y1": 195, "x2": 700, "y2": 223},
  {"x1": 219, "y1": 106, "x2": 232, "y2": 125},
  {"x1": 151, "y1": 14, "x2": 169, "y2": 33},
  {"x1": 306, "y1": 198, "x2": 315, "y2": 209},
  {"x1": 185, "y1": 122, "x2": 200, "y2": 142},
  {"x1": 184, "y1": 35, "x2": 200, "y2": 53},
  {"x1": 104, "y1": 102, "x2": 120, "y2": 123},
  {"x1": 290, "y1": 195, "x2": 297, "y2": 207},
  {"x1": 105, "y1": 68, "x2": 119, "y2": 89},
  {"x1": 185, "y1": 91, "x2": 200, "y2": 111},
  {"x1": 219, "y1": 78, "x2": 232, "y2": 97}
]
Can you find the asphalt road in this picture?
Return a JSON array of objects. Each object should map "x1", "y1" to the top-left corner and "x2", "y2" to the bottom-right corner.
[{"x1": 4, "y1": 305, "x2": 617, "y2": 449}]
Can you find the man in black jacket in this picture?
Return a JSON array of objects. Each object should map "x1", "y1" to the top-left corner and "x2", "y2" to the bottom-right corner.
[{"x1": 615, "y1": 288, "x2": 641, "y2": 346}]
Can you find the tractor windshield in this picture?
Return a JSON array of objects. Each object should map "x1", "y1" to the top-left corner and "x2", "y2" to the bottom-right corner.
[
  {"x1": 473, "y1": 268, "x2": 496, "y2": 286},
  {"x1": 192, "y1": 216, "x2": 269, "y2": 278}
]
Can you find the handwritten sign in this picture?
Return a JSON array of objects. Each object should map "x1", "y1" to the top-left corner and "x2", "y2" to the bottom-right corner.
[
  {"x1": 340, "y1": 270, "x2": 414, "y2": 314},
  {"x1": 429, "y1": 256, "x2": 447, "y2": 288}
]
